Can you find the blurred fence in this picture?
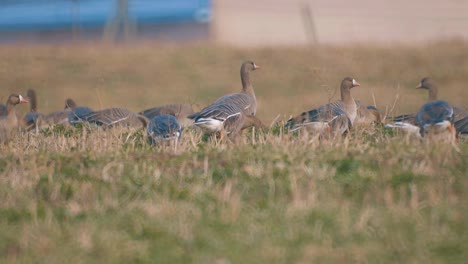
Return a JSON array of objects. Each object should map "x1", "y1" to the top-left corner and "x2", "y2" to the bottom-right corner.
[
  {"x1": 213, "y1": 0, "x2": 468, "y2": 46},
  {"x1": 0, "y1": 0, "x2": 211, "y2": 42},
  {"x1": 1, "y1": 0, "x2": 467, "y2": 45}
]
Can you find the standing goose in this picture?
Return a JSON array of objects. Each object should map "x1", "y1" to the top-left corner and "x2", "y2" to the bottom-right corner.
[
  {"x1": 147, "y1": 115, "x2": 182, "y2": 145},
  {"x1": 189, "y1": 102, "x2": 264, "y2": 137},
  {"x1": 139, "y1": 103, "x2": 194, "y2": 127},
  {"x1": 389, "y1": 77, "x2": 467, "y2": 135},
  {"x1": 80, "y1": 107, "x2": 148, "y2": 129},
  {"x1": 286, "y1": 77, "x2": 360, "y2": 134},
  {"x1": 23, "y1": 89, "x2": 43, "y2": 130},
  {"x1": 212, "y1": 61, "x2": 259, "y2": 116},
  {"x1": 0, "y1": 94, "x2": 28, "y2": 143}
]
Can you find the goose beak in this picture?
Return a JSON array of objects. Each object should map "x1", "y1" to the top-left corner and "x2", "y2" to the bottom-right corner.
[
  {"x1": 19, "y1": 95, "x2": 28, "y2": 103},
  {"x1": 416, "y1": 82, "x2": 422, "y2": 89},
  {"x1": 352, "y1": 79, "x2": 360, "y2": 87},
  {"x1": 253, "y1": 63, "x2": 260, "y2": 70}
]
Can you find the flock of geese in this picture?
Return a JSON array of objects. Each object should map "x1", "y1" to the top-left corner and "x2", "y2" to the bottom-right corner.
[{"x1": 0, "y1": 61, "x2": 467, "y2": 145}]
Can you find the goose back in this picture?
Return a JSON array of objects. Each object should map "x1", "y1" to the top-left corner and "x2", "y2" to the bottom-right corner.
[
  {"x1": 81, "y1": 107, "x2": 146, "y2": 128},
  {"x1": 147, "y1": 115, "x2": 182, "y2": 145},
  {"x1": 416, "y1": 100, "x2": 454, "y2": 137},
  {"x1": 189, "y1": 103, "x2": 246, "y2": 136}
]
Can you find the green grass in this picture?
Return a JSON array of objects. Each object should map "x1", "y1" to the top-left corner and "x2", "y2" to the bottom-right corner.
[
  {"x1": 0, "y1": 41, "x2": 467, "y2": 263},
  {"x1": 0, "y1": 126, "x2": 467, "y2": 263}
]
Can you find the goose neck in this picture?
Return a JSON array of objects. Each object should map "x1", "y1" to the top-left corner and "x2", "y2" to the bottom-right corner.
[{"x1": 428, "y1": 85, "x2": 438, "y2": 101}]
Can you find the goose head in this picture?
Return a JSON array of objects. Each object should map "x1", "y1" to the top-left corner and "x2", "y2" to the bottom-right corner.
[
  {"x1": 64, "y1": 98, "x2": 77, "y2": 109},
  {"x1": 7, "y1": 94, "x2": 29, "y2": 105},
  {"x1": 416, "y1": 77, "x2": 434, "y2": 90},
  {"x1": 241, "y1": 61, "x2": 260, "y2": 72},
  {"x1": 341, "y1": 77, "x2": 360, "y2": 91}
]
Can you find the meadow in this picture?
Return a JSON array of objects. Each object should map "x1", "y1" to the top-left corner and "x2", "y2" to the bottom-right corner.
[{"x1": 0, "y1": 40, "x2": 467, "y2": 263}]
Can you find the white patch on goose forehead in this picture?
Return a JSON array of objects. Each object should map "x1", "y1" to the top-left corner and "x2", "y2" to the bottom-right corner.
[
  {"x1": 19, "y1": 95, "x2": 24, "y2": 100},
  {"x1": 352, "y1": 79, "x2": 357, "y2": 85}
]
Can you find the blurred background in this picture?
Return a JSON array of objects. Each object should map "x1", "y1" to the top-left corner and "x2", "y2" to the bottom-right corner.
[
  {"x1": 1, "y1": 0, "x2": 467, "y2": 45},
  {"x1": 0, "y1": 0, "x2": 467, "y2": 121}
]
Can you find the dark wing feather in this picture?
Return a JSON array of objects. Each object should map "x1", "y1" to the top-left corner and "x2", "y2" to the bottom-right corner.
[
  {"x1": 416, "y1": 100, "x2": 454, "y2": 127},
  {"x1": 390, "y1": 113, "x2": 417, "y2": 124},
  {"x1": 214, "y1": 93, "x2": 256, "y2": 115},
  {"x1": 454, "y1": 116, "x2": 468, "y2": 135},
  {"x1": 68, "y1": 106, "x2": 93, "y2": 125},
  {"x1": 286, "y1": 101, "x2": 349, "y2": 129},
  {"x1": 82, "y1": 108, "x2": 134, "y2": 126}
]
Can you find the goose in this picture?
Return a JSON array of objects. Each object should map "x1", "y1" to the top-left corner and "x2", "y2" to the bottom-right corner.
[
  {"x1": 139, "y1": 103, "x2": 194, "y2": 127},
  {"x1": 386, "y1": 100, "x2": 455, "y2": 142},
  {"x1": 189, "y1": 103, "x2": 260, "y2": 137},
  {"x1": 147, "y1": 115, "x2": 182, "y2": 145},
  {"x1": 0, "y1": 94, "x2": 28, "y2": 143},
  {"x1": 285, "y1": 77, "x2": 360, "y2": 134},
  {"x1": 35, "y1": 98, "x2": 74, "y2": 128},
  {"x1": 79, "y1": 107, "x2": 147, "y2": 128},
  {"x1": 355, "y1": 103, "x2": 382, "y2": 126},
  {"x1": 23, "y1": 89, "x2": 43, "y2": 130},
  {"x1": 389, "y1": 77, "x2": 467, "y2": 135},
  {"x1": 212, "y1": 61, "x2": 259, "y2": 116},
  {"x1": 64, "y1": 98, "x2": 93, "y2": 126}
]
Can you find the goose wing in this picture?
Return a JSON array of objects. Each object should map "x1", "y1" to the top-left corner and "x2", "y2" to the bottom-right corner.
[
  {"x1": 416, "y1": 100, "x2": 454, "y2": 127},
  {"x1": 214, "y1": 93, "x2": 255, "y2": 115},
  {"x1": 286, "y1": 101, "x2": 348, "y2": 129},
  {"x1": 82, "y1": 107, "x2": 134, "y2": 126}
]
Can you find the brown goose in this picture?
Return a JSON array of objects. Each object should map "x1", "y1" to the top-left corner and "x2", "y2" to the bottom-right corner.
[
  {"x1": 212, "y1": 61, "x2": 259, "y2": 116},
  {"x1": 286, "y1": 77, "x2": 360, "y2": 134},
  {"x1": 387, "y1": 100, "x2": 456, "y2": 142},
  {"x1": 139, "y1": 103, "x2": 194, "y2": 127},
  {"x1": 355, "y1": 103, "x2": 382, "y2": 126},
  {"x1": 188, "y1": 102, "x2": 264, "y2": 137},
  {"x1": 23, "y1": 89, "x2": 44, "y2": 130},
  {"x1": 390, "y1": 77, "x2": 467, "y2": 135},
  {"x1": 0, "y1": 94, "x2": 28, "y2": 143},
  {"x1": 80, "y1": 107, "x2": 148, "y2": 129}
]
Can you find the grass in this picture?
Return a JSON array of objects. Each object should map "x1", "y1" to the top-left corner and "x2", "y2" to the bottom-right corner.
[{"x1": 0, "y1": 41, "x2": 467, "y2": 263}]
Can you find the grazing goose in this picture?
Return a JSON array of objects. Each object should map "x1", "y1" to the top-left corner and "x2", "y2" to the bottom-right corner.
[
  {"x1": 64, "y1": 98, "x2": 93, "y2": 126},
  {"x1": 389, "y1": 77, "x2": 467, "y2": 135},
  {"x1": 147, "y1": 115, "x2": 182, "y2": 145},
  {"x1": 0, "y1": 94, "x2": 28, "y2": 143},
  {"x1": 286, "y1": 77, "x2": 360, "y2": 134},
  {"x1": 79, "y1": 107, "x2": 147, "y2": 128},
  {"x1": 386, "y1": 100, "x2": 455, "y2": 142},
  {"x1": 23, "y1": 89, "x2": 43, "y2": 130},
  {"x1": 212, "y1": 61, "x2": 259, "y2": 116},
  {"x1": 417, "y1": 100, "x2": 456, "y2": 142},
  {"x1": 189, "y1": 103, "x2": 252, "y2": 137},
  {"x1": 139, "y1": 103, "x2": 194, "y2": 127},
  {"x1": 355, "y1": 103, "x2": 382, "y2": 126},
  {"x1": 35, "y1": 98, "x2": 76, "y2": 128}
]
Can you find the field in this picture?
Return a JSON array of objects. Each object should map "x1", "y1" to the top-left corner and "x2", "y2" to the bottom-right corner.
[{"x1": 0, "y1": 41, "x2": 467, "y2": 263}]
